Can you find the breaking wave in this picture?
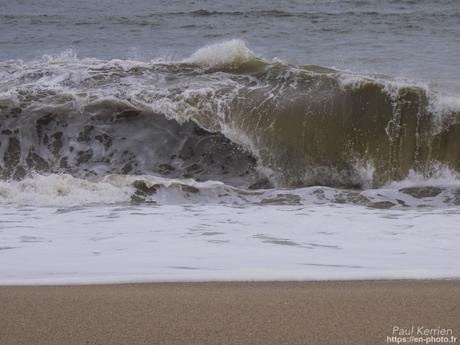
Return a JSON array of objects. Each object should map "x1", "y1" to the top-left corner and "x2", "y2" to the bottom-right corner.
[{"x1": 1, "y1": 39, "x2": 460, "y2": 206}]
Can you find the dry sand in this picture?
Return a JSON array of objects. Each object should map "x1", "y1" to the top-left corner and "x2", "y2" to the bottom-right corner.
[{"x1": 1, "y1": 280, "x2": 459, "y2": 345}]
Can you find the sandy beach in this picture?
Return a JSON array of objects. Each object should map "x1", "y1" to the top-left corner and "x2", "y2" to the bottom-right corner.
[{"x1": 1, "y1": 280, "x2": 459, "y2": 345}]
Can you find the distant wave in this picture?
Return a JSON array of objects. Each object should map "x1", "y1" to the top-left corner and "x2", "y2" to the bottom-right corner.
[
  {"x1": 162, "y1": 9, "x2": 460, "y2": 18},
  {"x1": 1, "y1": 40, "x2": 459, "y2": 190}
]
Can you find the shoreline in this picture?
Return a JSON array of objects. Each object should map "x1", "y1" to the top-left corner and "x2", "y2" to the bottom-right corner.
[
  {"x1": 1, "y1": 280, "x2": 459, "y2": 345},
  {"x1": 1, "y1": 277, "x2": 459, "y2": 287}
]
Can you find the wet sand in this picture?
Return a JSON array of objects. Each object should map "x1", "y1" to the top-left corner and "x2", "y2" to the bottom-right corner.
[{"x1": 1, "y1": 280, "x2": 459, "y2": 345}]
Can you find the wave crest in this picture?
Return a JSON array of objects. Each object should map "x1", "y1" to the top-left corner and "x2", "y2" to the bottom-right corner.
[{"x1": 184, "y1": 39, "x2": 265, "y2": 71}]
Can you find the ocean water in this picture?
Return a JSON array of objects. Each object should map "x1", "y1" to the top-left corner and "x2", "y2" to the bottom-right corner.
[{"x1": 1, "y1": 0, "x2": 460, "y2": 284}]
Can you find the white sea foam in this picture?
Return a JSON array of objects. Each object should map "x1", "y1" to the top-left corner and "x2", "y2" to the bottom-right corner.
[
  {"x1": 1, "y1": 203, "x2": 459, "y2": 285},
  {"x1": 0, "y1": 174, "x2": 133, "y2": 206},
  {"x1": 385, "y1": 165, "x2": 460, "y2": 189},
  {"x1": 428, "y1": 92, "x2": 460, "y2": 119},
  {"x1": 0, "y1": 173, "x2": 459, "y2": 208},
  {"x1": 0, "y1": 174, "x2": 253, "y2": 207}
]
